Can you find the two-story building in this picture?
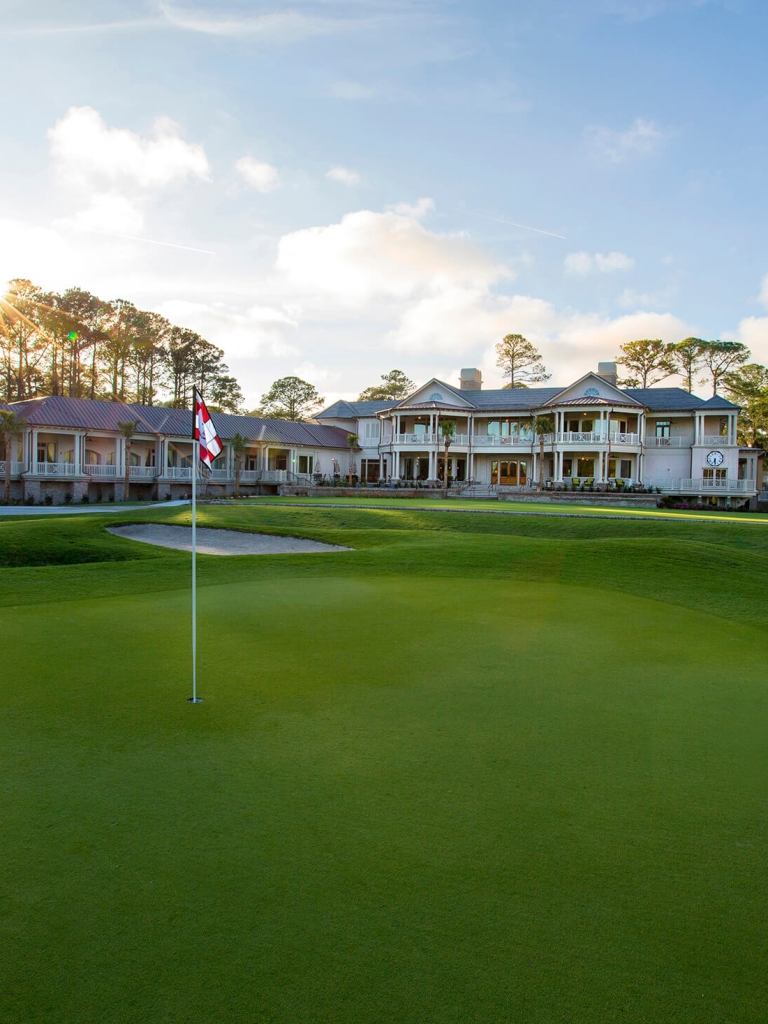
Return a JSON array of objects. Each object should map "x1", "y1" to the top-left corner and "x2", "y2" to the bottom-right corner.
[
  {"x1": 0, "y1": 395, "x2": 354, "y2": 503},
  {"x1": 316, "y1": 362, "x2": 761, "y2": 506}
]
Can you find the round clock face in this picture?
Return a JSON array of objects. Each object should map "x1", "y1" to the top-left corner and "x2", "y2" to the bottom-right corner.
[{"x1": 706, "y1": 450, "x2": 724, "y2": 467}]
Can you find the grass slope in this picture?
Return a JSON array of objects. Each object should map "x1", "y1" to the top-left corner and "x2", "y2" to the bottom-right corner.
[{"x1": 1, "y1": 504, "x2": 766, "y2": 1023}]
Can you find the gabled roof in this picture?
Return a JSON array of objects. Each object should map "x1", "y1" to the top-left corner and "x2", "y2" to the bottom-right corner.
[
  {"x1": 701, "y1": 394, "x2": 740, "y2": 410},
  {"x1": 3, "y1": 395, "x2": 351, "y2": 448},
  {"x1": 316, "y1": 399, "x2": 395, "y2": 420},
  {"x1": 544, "y1": 371, "x2": 643, "y2": 408},
  {"x1": 393, "y1": 379, "x2": 475, "y2": 411}
]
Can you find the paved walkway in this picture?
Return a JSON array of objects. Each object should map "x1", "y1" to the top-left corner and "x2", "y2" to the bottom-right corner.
[{"x1": 0, "y1": 500, "x2": 190, "y2": 517}]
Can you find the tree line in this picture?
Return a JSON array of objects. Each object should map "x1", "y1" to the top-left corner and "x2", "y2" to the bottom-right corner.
[
  {"x1": 495, "y1": 333, "x2": 768, "y2": 447},
  {"x1": 0, "y1": 279, "x2": 244, "y2": 412}
]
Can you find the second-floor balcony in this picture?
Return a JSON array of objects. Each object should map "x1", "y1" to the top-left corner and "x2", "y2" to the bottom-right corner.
[
  {"x1": 644, "y1": 436, "x2": 694, "y2": 447},
  {"x1": 701, "y1": 435, "x2": 735, "y2": 446},
  {"x1": 0, "y1": 460, "x2": 25, "y2": 476}
]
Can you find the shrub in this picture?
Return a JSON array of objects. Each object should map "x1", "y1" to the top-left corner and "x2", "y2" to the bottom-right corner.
[
  {"x1": 44, "y1": 493, "x2": 53, "y2": 505},
  {"x1": 80, "y1": 493, "x2": 89, "y2": 504}
]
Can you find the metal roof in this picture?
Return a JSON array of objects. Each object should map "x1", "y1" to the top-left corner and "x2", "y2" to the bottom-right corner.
[
  {"x1": 623, "y1": 388, "x2": 739, "y2": 411},
  {"x1": 2, "y1": 396, "x2": 351, "y2": 448},
  {"x1": 317, "y1": 399, "x2": 395, "y2": 419}
]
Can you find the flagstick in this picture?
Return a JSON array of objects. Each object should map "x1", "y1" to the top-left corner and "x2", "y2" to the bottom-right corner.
[{"x1": 188, "y1": 433, "x2": 202, "y2": 703}]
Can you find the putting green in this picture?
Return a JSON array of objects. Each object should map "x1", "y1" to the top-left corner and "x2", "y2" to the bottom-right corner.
[{"x1": 1, "y1": 505, "x2": 766, "y2": 1022}]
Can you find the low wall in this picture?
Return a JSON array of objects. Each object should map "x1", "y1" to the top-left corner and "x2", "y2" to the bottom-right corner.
[
  {"x1": 278, "y1": 486, "x2": 429, "y2": 498},
  {"x1": 497, "y1": 491, "x2": 659, "y2": 508}
]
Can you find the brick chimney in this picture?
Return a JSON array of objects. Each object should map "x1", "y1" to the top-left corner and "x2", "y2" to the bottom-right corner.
[
  {"x1": 459, "y1": 368, "x2": 483, "y2": 391},
  {"x1": 597, "y1": 361, "x2": 617, "y2": 386}
]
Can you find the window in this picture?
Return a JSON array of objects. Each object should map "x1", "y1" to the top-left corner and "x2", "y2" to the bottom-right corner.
[
  {"x1": 38, "y1": 442, "x2": 55, "y2": 463},
  {"x1": 361, "y1": 459, "x2": 379, "y2": 482},
  {"x1": 619, "y1": 420, "x2": 627, "y2": 433},
  {"x1": 61, "y1": 449, "x2": 74, "y2": 464},
  {"x1": 85, "y1": 449, "x2": 100, "y2": 465},
  {"x1": 568, "y1": 420, "x2": 579, "y2": 432},
  {"x1": 562, "y1": 458, "x2": 573, "y2": 478},
  {"x1": 655, "y1": 421, "x2": 671, "y2": 438},
  {"x1": 703, "y1": 468, "x2": 727, "y2": 484},
  {"x1": 107, "y1": 451, "x2": 116, "y2": 466},
  {"x1": 582, "y1": 420, "x2": 593, "y2": 433},
  {"x1": 577, "y1": 458, "x2": 594, "y2": 477},
  {"x1": 413, "y1": 422, "x2": 427, "y2": 435},
  {"x1": 363, "y1": 421, "x2": 380, "y2": 440},
  {"x1": 298, "y1": 455, "x2": 314, "y2": 474},
  {"x1": 130, "y1": 452, "x2": 142, "y2": 467},
  {"x1": 620, "y1": 459, "x2": 632, "y2": 478}
]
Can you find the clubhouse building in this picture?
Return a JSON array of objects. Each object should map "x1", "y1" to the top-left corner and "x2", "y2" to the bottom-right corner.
[{"x1": 0, "y1": 362, "x2": 763, "y2": 506}]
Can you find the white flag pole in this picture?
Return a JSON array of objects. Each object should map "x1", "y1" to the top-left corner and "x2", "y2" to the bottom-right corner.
[{"x1": 188, "y1": 390, "x2": 202, "y2": 703}]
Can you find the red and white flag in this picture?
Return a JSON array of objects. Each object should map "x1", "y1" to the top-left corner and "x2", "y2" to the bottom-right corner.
[{"x1": 194, "y1": 388, "x2": 223, "y2": 467}]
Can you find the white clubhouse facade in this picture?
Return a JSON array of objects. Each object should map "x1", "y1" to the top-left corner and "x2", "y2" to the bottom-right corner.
[
  {"x1": 317, "y1": 363, "x2": 762, "y2": 505},
  {"x1": 0, "y1": 361, "x2": 763, "y2": 506}
]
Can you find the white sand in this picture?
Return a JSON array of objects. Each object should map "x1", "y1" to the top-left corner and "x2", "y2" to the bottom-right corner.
[{"x1": 108, "y1": 524, "x2": 351, "y2": 556}]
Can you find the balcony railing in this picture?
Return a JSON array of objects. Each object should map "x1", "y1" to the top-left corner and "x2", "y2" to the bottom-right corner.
[
  {"x1": 164, "y1": 467, "x2": 193, "y2": 479},
  {"x1": 471, "y1": 434, "x2": 536, "y2": 447},
  {"x1": 609, "y1": 432, "x2": 639, "y2": 444},
  {"x1": 130, "y1": 466, "x2": 157, "y2": 478},
  {"x1": 36, "y1": 462, "x2": 78, "y2": 476},
  {"x1": 85, "y1": 465, "x2": 117, "y2": 477},
  {"x1": 645, "y1": 477, "x2": 756, "y2": 493},
  {"x1": 701, "y1": 435, "x2": 734, "y2": 446},
  {"x1": 557, "y1": 431, "x2": 605, "y2": 443},
  {"x1": 644, "y1": 436, "x2": 693, "y2": 447},
  {"x1": 0, "y1": 460, "x2": 25, "y2": 476},
  {"x1": 394, "y1": 433, "x2": 438, "y2": 444}
]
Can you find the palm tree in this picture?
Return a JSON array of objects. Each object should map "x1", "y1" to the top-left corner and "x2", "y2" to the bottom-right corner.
[
  {"x1": 531, "y1": 415, "x2": 554, "y2": 492},
  {"x1": 230, "y1": 432, "x2": 247, "y2": 498},
  {"x1": 117, "y1": 419, "x2": 140, "y2": 502},
  {"x1": 347, "y1": 433, "x2": 359, "y2": 485},
  {"x1": 0, "y1": 410, "x2": 25, "y2": 503},
  {"x1": 440, "y1": 419, "x2": 457, "y2": 494}
]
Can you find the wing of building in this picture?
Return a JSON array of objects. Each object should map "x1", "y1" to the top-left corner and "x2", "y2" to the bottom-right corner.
[
  {"x1": 0, "y1": 362, "x2": 763, "y2": 506},
  {"x1": 315, "y1": 363, "x2": 764, "y2": 506},
  {"x1": 0, "y1": 395, "x2": 353, "y2": 503}
]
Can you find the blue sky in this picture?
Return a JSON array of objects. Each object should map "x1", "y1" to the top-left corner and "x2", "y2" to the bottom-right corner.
[{"x1": 2, "y1": 0, "x2": 767, "y2": 406}]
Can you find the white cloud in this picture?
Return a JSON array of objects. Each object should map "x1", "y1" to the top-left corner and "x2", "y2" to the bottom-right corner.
[
  {"x1": 759, "y1": 273, "x2": 768, "y2": 308},
  {"x1": 388, "y1": 197, "x2": 435, "y2": 219},
  {"x1": 156, "y1": 299, "x2": 299, "y2": 360},
  {"x1": 733, "y1": 316, "x2": 768, "y2": 362},
  {"x1": 326, "y1": 166, "x2": 361, "y2": 187},
  {"x1": 48, "y1": 106, "x2": 211, "y2": 189},
  {"x1": 158, "y1": 3, "x2": 350, "y2": 41},
  {"x1": 565, "y1": 250, "x2": 635, "y2": 275},
  {"x1": 274, "y1": 206, "x2": 509, "y2": 306},
  {"x1": 235, "y1": 156, "x2": 281, "y2": 193},
  {"x1": 54, "y1": 192, "x2": 145, "y2": 234},
  {"x1": 585, "y1": 118, "x2": 667, "y2": 163}
]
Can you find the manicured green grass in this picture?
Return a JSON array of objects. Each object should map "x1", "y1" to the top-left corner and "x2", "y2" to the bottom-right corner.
[{"x1": 1, "y1": 503, "x2": 766, "y2": 1022}]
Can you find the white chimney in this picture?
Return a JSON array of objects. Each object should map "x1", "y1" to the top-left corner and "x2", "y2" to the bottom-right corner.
[
  {"x1": 597, "y1": 361, "x2": 617, "y2": 386},
  {"x1": 459, "y1": 368, "x2": 482, "y2": 391}
]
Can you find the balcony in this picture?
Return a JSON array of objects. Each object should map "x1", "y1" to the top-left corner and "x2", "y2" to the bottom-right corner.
[
  {"x1": 701, "y1": 435, "x2": 734, "y2": 446},
  {"x1": 394, "y1": 433, "x2": 438, "y2": 445},
  {"x1": 35, "y1": 462, "x2": 78, "y2": 476},
  {"x1": 85, "y1": 465, "x2": 117, "y2": 477},
  {"x1": 644, "y1": 436, "x2": 693, "y2": 447},
  {"x1": 0, "y1": 461, "x2": 25, "y2": 476},
  {"x1": 471, "y1": 434, "x2": 536, "y2": 447},
  {"x1": 130, "y1": 466, "x2": 157, "y2": 478},
  {"x1": 645, "y1": 477, "x2": 756, "y2": 494},
  {"x1": 164, "y1": 467, "x2": 193, "y2": 479}
]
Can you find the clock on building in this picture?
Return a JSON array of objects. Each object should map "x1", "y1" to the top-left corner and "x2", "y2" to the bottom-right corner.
[{"x1": 706, "y1": 450, "x2": 724, "y2": 467}]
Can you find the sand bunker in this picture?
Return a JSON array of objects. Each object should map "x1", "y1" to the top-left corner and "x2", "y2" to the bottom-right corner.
[{"x1": 108, "y1": 524, "x2": 351, "y2": 556}]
